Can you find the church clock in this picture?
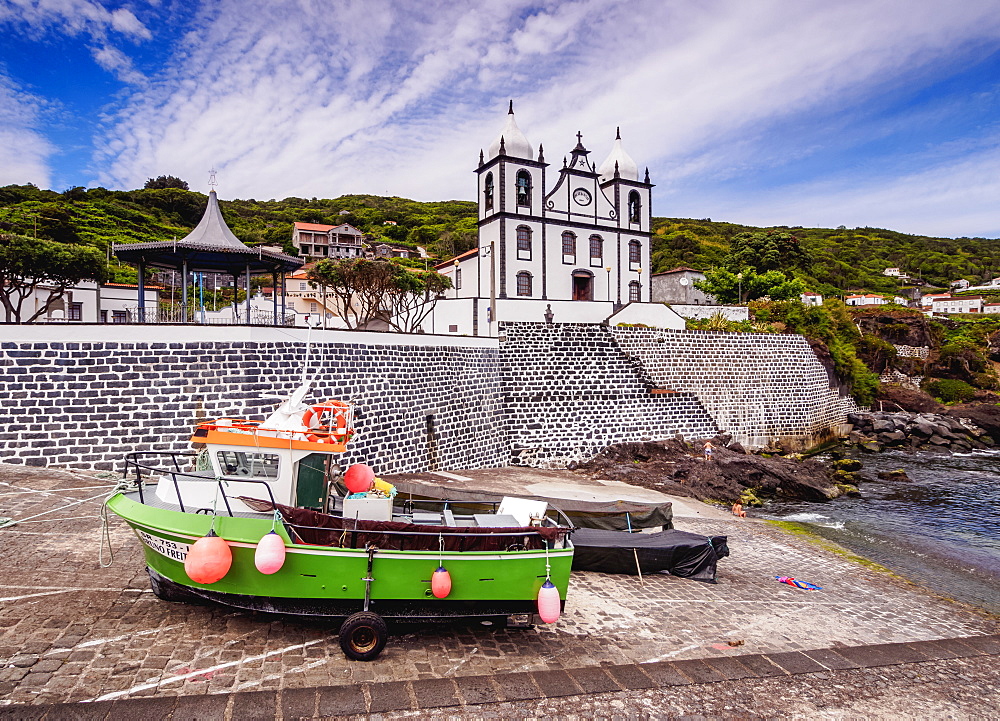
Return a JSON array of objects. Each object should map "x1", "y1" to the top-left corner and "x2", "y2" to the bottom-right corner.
[{"x1": 573, "y1": 188, "x2": 592, "y2": 206}]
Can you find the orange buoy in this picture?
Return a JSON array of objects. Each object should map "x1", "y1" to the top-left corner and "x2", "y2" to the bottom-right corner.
[
  {"x1": 431, "y1": 566, "x2": 452, "y2": 598},
  {"x1": 344, "y1": 464, "x2": 375, "y2": 494},
  {"x1": 184, "y1": 529, "x2": 232, "y2": 584},
  {"x1": 254, "y1": 530, "x2": 286, "y2": 575},
  {"x1": 536, "y1": 580, "x2": 561, "y2": 623}
]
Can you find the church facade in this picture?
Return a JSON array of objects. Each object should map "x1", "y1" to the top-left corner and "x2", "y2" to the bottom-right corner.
[{"x1": 432, "y1": 104, "x2": 682, "y2": 336}]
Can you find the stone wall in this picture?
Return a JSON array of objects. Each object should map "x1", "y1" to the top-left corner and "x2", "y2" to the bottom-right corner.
[
  {"x1": 497, "y1": 323, "x2": 718, "y2": 466},
  {"x1": 0, "y1": 327, "x2": 506, "y2": 473},
  {"x1": 1, "y1": 322, "x2": 851, "y2": 471},
  {"x1": 609, "y1": 327, "x2": 853, "y2": 448}
]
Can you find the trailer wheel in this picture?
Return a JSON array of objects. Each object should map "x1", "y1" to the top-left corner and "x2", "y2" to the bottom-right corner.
[{"x1": 339, "y1": 611, "x2": 387, "y2": 661}]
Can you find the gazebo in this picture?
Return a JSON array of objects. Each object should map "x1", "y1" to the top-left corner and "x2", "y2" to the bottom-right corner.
[{"x1": 114, "y1": 190, "x2": 304, "y2": 324}]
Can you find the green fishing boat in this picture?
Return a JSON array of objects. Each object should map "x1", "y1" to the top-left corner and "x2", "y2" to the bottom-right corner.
[{"x1": 106, "y1": 384, "x2": 574, "y2": 660}]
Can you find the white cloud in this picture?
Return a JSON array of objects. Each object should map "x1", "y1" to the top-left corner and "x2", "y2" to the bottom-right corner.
[
  {"x1": 87, "y1": 0, "x2": 1000, "y2": 237},
  {"x1": 0, "y1": 0, "x2": 151, "y2": 39},
  {"x1": 92, "y1": 42, "x2": 145, "y2": 84},
  {"x1": 0, "y1": 74, "x2": 54, "y2": 187}
]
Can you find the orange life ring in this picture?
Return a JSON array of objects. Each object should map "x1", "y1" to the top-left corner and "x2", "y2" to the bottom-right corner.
[{"x1": 302, "y1": 400, "x2": 352, "y2": 444}]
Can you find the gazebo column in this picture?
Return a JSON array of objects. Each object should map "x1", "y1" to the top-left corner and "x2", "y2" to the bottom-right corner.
[
  {"x1": 231, "y1": 273, "x2": 240, "y2": 322},
  {"x1": 280, "y1": 271, "x2": 287, "y2": 325},
  {"x1": 245, "y1": 263, "x2": 252, "y2": 325},
  {"x1": 271, "y1": 272, "x2": 278, "y2": 326},
  {"x1": 181, "y1": 258, "x2": 189, "y2": 323},
  {"x1": 137, "y1": 260, "x2": 146, "y2": 323}
]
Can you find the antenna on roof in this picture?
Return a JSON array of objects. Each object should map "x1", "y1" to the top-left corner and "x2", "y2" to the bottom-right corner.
[{"x1": 208, "y1": 167, "x2": 218, "y2": 190}]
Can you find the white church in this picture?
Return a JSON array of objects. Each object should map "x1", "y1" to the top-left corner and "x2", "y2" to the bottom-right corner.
[{"x1": 429, "y1": 103, "x2": 684, "y2": 336}]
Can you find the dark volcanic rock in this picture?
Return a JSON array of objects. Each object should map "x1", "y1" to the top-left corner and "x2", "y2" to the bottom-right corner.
[
  {"x1": 945, "y1": 403, "x2": 1000, "y2": 444},
  {"x1": 877, "y1": 386, "x2": 943, "y2": 414},
  {"x1": 575, "y1": 440, "x2": 842, "y2": 504},
  {"x1": 877, "y1": 469, "x2": 911, "y2": 482}
]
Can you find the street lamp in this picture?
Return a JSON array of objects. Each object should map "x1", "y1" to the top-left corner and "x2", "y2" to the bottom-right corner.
[
  {"x1": 737, "y1": 272, "x2": 743, "y2": 305},
  {"x1": 605, "y1": 266, "x2": 612, "y2": 302},
  {"x1": 453, "y1": 259, "x2": 460, "y2": 299},
  {"x1": 636, "y1": 267, "x2": 642, "y2": 302}
]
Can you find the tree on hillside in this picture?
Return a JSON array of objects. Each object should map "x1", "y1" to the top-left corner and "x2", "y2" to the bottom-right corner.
[
  {"x1": 0, "y1": 234, "x2": 108, "y2": 323},
  {"x1": 726, "y1": 230, "x2": 811, "y2": 273},
  {"x1": 695, "y1": 268, "x2": 806, "y2": 304},
  {"x1": 144, "y1": 175, "x2": 189, "y2": 190},
  {"x1": 306, "y1": 258, "x2": 451, "y2": 332}
]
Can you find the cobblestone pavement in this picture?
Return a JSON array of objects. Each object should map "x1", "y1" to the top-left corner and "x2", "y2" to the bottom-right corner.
[{"x1": 0, "y1": 464, "x2": 997, "y2": 710}]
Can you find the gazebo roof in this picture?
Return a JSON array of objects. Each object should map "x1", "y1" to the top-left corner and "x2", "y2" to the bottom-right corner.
[{"x1": 113, "y1": 190, "x2": 303, "y2": 275}]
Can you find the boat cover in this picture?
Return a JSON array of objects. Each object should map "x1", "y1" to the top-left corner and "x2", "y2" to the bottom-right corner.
[
  {"x1": 571, "y1": 528, "x2": 729, "y2": 583},
  {"x1": 388, "y1": 479, "x2": 673, "y2": 531},
  {"x1": 240, "y1": 498, "x2": 569, "y2": 552}
]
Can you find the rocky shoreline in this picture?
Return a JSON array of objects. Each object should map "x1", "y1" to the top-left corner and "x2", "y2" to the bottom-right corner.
[{"x1": 846, "y1": 411, "x2": 995, "y2": 453}]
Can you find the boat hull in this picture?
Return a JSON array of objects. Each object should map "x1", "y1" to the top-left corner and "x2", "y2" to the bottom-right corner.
[{"x1": 108, "y1": 492, "x2": 572, "y2": 621}]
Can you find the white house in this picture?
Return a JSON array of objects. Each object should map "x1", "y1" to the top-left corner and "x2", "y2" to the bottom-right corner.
[
  {"x1": 883, "y1": 267, "x2": 902, "y2": 277},
  {"x1": 985, "y1": 303, "x2": 1000, "y2": 314},
  {"x1": 801, "y1": 292, "x2": 823, "y2": 306},
  {"x1": 291, "y1": 222, "x2": 364, "y2": 261},
  {"x1": 845, "y1": 293, "x2": 889, "y2": 306},
  {"x1": 931, "y1": 295, "x2": 983, "y2": 314},
  {"x1": 24, "y1": 281, "x2": 160, "y2": 323},
  {"x1": 921, "y1": 292, "x2": 950, "y2": 309},
  {"x1": 431, "y1": 103, "x2": 683, "y2": 336}
]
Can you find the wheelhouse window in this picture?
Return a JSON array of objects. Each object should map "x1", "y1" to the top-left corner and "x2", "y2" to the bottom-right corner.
[
  {"x1": 562, "y1": 231, "x2": 576, "y2": 264},
  {"x1": 589, "y1": 235, "x2": 603, "y2": 266},
  {"x1": 628, "y1": 239, "x2": 641, "y2": 269},
  {"x1": 629, "y1": 280, "x2": 641, "y2": 303},
  {"x1": 516, "y1": 170, "x2": 532, "y2": 207},
  {"x1": 628, "y1": 190, "x2": 642, "y2": 224},
  {"x1": 516, "y1": 225, "x2": 532, "y2": 260},
  {"x1": 484, "y1": 172, "x2": 494, "y2": 211},
  {"x1": 216, "y1": 451, "x2": 280, "y2": 479},
  {"x1": 516, "y1": 271, "x2": 533, "y2": 297}
]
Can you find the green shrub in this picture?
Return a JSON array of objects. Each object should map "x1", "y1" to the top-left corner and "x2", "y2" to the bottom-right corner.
[{"x1": 924, "y1": 378, "x2": 976, "y2": 404}]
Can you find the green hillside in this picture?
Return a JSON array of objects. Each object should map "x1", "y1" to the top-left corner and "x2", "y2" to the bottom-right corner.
[
  {"x1": 2, "y1": 182, "x2": 996, "y2": 293},
  {"x1": 652, "y1": 218, "x2": 999, "y2": 296}
]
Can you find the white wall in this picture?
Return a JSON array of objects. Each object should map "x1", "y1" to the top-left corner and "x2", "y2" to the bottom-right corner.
[{"x1": 607, "y1": 303, "x2": 685, "y2": 329}]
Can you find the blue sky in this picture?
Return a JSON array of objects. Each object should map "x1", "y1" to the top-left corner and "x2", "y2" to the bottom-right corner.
[{"x1": 3, "y1": 0, "x2": 1000, "y2": 238}]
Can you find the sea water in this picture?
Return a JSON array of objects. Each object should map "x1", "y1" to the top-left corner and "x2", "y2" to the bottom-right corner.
[{"x1": 760, "y1": 449, "x2": 1000, "y2": 615}]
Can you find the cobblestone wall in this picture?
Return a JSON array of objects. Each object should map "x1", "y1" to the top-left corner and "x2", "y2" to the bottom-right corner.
[
  {"x1": 1, "y1": 322, "x2": 851, "y2": 471},
  {"x1": 498, "y1": 323, "x2": 718, "y2": 466},
  {"x1": 609, "y1": 327, "x2": 852, "y2": 447},
  {"x1": 0, "y1": 335, "x2": 506, "y2": 473}
]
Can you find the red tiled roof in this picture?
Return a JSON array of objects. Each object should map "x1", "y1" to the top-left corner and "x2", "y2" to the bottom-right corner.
[
  {"x1": 434, "y1": 248, "x2": 479, "y2": 270},
  {"x1": 294, "y1": 222, "x2": 334, "y2": 232}
]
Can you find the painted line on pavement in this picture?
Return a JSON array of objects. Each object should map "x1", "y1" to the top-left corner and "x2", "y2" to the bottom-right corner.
[{"x1": 88, "y1": 638, "x2": 329, "y2": 702}]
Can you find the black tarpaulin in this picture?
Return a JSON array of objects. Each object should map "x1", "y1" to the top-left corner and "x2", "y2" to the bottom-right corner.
[{"x1": 571, "y1": 528, "x2": 729, "y2": 583}]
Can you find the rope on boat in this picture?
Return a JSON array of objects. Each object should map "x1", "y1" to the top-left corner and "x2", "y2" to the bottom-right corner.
[{"x1": 99, "y1": 480, "x2": 137, "y2": 568}]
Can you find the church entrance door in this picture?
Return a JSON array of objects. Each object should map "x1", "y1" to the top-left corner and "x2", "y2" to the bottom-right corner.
[{"x1": 572, "y1": 272, "x2": 594, "y2": 301}]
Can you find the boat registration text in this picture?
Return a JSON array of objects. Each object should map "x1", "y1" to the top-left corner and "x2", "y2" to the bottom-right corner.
[{"x1": 137, "y1": 530, "x2": 191, "y2": 561}]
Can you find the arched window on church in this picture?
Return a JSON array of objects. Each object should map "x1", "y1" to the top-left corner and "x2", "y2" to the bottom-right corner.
[
  {"x1": 517, "y1": 225, "x2": 532, "y2": 261},
  {"x1": 629, "y1": 280, "x2": 641, "y2": 303},
  {"x1": 628, "y1": 190, "x2": 641, "y2": 224},
  {"x1": 589, "y1": 235, "x2": 603, "y2": 266},
  {"x1": 484, "y1": 172, "x2": 494, "y2": 211},
  {"x1": 628, "y1": 239, "x2": 641, "y2": 269},
  {"x1": 562, "y1": 231, "x2": 576, "y2": 264},
  {"x1": 516, "y1": 271, "x2": 533, "y2": 297},
  {"x1": 516, "y1": 170, "x2": 532, "y2": 207}
]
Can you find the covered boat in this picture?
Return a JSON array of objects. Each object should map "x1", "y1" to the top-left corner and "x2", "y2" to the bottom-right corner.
[{"x1": 106, "y1": 383, "x2": 574, "y2": 660}]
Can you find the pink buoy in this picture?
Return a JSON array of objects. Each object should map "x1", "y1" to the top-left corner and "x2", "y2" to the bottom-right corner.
[
  {"x1": 536, "y1": 579, "x2": 561, "y2": 623},
  {"x1": 344, "y1": 464, "x2": 375, "y2": 494},
  {"x1": 431, "y1": 566, "x2": 452, "y2": 598},
  {"x1": 184, "y1": 530, "x2": 232, "y2": 584},
  {"x1": 254, "y1": 530, "x2": 286, "y2": 574}
]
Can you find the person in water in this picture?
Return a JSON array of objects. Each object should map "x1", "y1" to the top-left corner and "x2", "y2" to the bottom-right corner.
[{"x1": 731, "y1": 502, "x2": 746, "y2": 518}]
